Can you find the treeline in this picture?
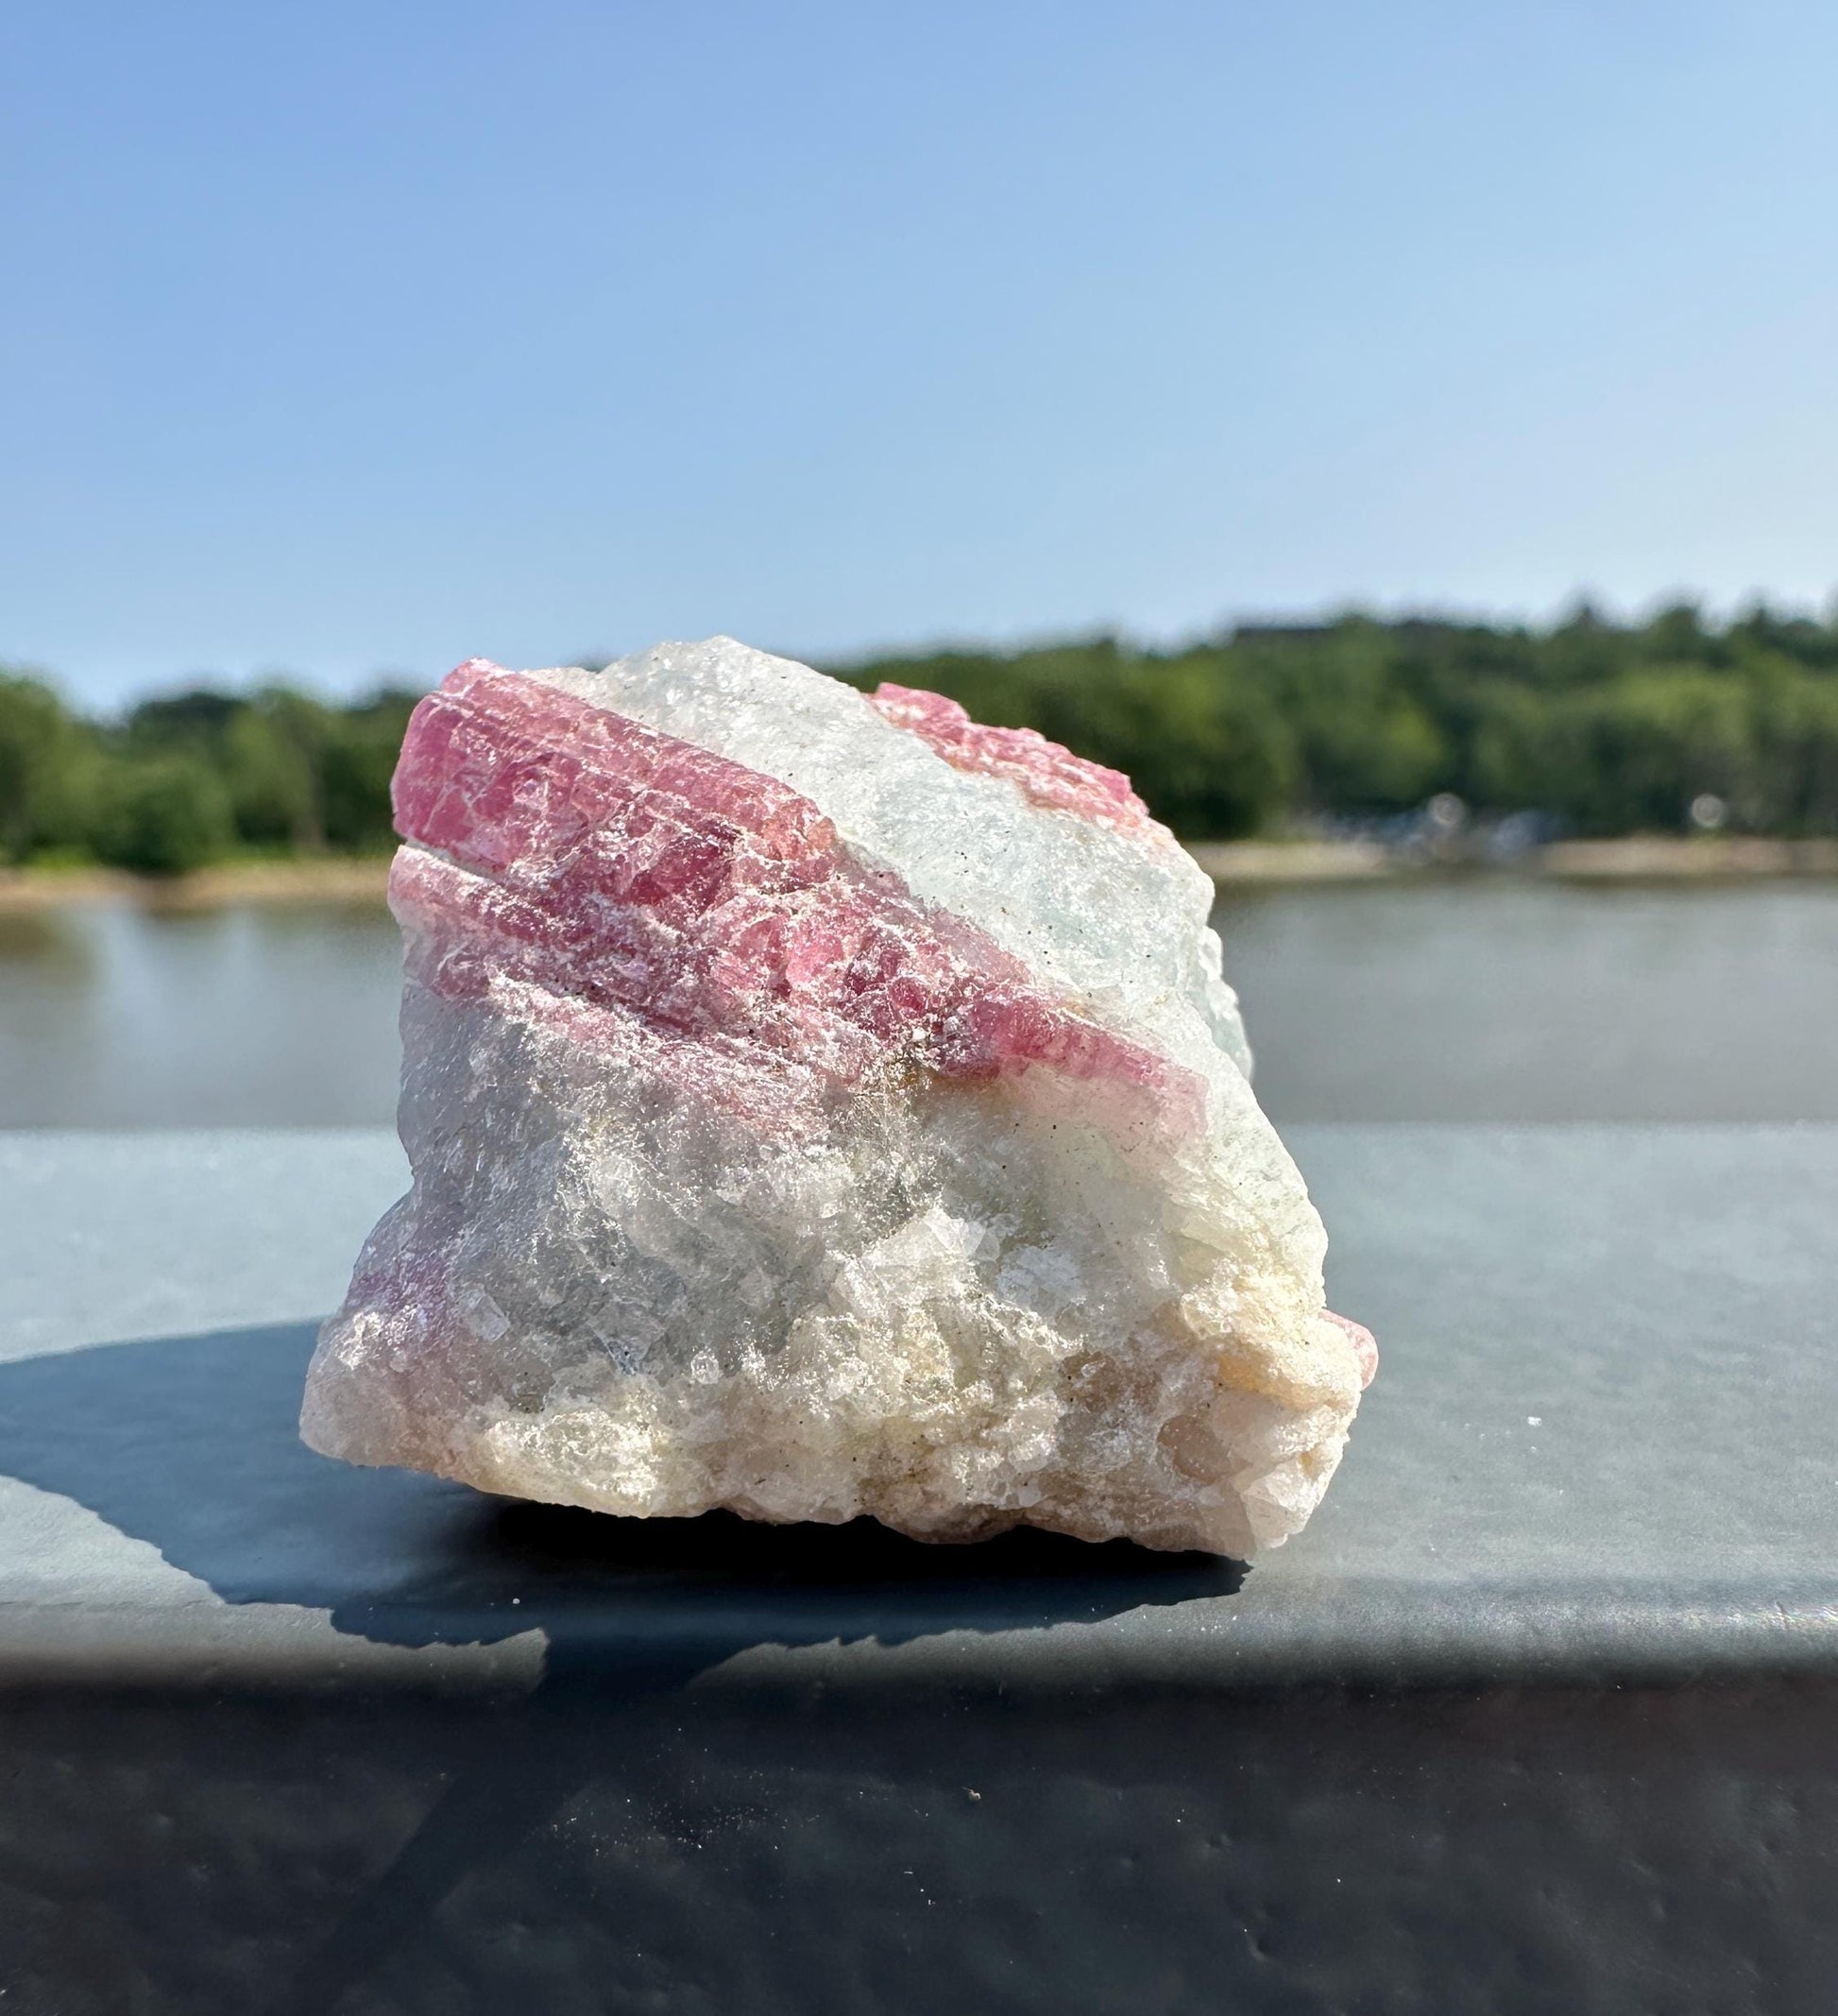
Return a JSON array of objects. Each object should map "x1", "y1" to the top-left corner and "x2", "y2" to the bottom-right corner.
[
  {"x1": 839, "y1": 602, "x2": 1838, "y2": 840},
  {"x1": 4, "y1": 603, "x2": 1838, "y2": 870},
  {"x1": 0, "y1": 680, "x2": 419, "y2": 874}
]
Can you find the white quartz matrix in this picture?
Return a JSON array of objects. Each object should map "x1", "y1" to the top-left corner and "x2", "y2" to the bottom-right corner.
[{"x1": 302, "y1": 639, "x2": 1375, "y2": 1554}]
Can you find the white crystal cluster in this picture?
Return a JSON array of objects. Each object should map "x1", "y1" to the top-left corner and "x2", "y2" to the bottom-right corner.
[{"x1": 302, "y1": 639, "x2": 1372, "y2": 1554}]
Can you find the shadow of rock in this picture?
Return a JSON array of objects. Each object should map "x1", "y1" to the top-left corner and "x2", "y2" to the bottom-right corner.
[
  {"x1": 0, "y1": 1321, "x2": 1244, "y2": 2013},
  {"x1": 0, "y1": 1320, "x2": 1242, "y2": 1650}
]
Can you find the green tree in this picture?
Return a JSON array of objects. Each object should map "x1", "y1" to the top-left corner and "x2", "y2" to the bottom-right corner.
[
  {"x1": 1476, "y1": 674, "x2": 1756, "y2": 833},
  {"x1": 321, "y1": 689, "x2": 421, "y2": 850},
  {"x1": 1036, "y1": 652, "x2": 1294, "y2": 839},
  {"x1": 1751, "y1": 675, "x2": 1838, "y2": 834},
  {"x1": 1230, "y1": 621, "x2": 1448, "y2": 813},
  {"x1": 0, "y1": 672, "x2": 94, "y2": 863},
  {"x1": 221, "y1": 704, "x2": 318, "y2": 847},
  {"x1": 92, "y1": 756, "x2": 235, "y2": 876}
]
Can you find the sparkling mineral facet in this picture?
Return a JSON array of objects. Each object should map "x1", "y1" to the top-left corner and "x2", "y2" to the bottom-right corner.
[{"x1": 301, "y1": 639, "x2": 1375, "y2": 1554}]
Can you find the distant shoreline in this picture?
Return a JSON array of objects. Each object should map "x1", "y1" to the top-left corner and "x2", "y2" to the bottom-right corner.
[
  {"x1": 4, "y1": 836, "x2": 1838, "y2": 917},
  {"x1": 1190, "y1": 835, "x2": 1838, "y2": 883},
  {"x1": 0, "y1": 858, "x2": 394, "y2": 914}
]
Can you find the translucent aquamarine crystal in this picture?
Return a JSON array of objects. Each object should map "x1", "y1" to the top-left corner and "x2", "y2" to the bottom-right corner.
[{"x1": 302, "y1": 639, "x2": 1374, "y2": 1554}]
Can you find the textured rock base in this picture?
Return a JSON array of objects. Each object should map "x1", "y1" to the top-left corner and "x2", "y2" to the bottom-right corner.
[{"x1": 303, "y1": 640, "x2": 1372, "y2": 1553}]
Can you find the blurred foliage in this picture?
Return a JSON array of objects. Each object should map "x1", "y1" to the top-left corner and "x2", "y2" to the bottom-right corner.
[
  {"x1": 93, "y1": 757, "x2": 236, "y2": 875},
  {"x1": 0, "y1": 669, "x2": 421, "y2": 874},
  {"x1": 0, "y1": 670, "x2": 95, "y2": 862},
  {"x1": 4, "y1": 603, "x2": 1838, "y2": 871},
  {"x1": 839, "y1": 600, "x2": 1838, "y2": 838}
]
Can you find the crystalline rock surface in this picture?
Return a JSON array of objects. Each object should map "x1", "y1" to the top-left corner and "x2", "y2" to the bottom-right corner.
[{"x1": 302, "y1": 641, "x2": 1376, "y2": 1555}]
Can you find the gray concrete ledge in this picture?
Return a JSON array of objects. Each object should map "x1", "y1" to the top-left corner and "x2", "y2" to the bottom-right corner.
[
  {"x1": 1, "y1": 1125, "x2": 1835, "y2": 1699},
  {"x1": 4, "y1": 1128, "x2": 1836, "y2": 2014}
]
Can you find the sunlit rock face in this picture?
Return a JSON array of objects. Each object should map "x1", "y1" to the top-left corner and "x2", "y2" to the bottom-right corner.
[{"x1": 302, "y1": 640, "x2": 1375, "y2": 1555}]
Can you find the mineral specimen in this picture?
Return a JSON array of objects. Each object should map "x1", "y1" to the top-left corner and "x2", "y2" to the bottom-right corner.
[{"x1": 302, "y1": 639, "x2": 1375, "y2": 1555}]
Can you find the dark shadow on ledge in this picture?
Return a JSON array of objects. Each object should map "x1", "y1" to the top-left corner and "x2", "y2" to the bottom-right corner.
[
  {"x1": 0, "y1": 1321, "x2": 1246, "y2": 2013},
  {"x1": 0, "y1": 1320, "x2": 1243, "y2": 1652}
]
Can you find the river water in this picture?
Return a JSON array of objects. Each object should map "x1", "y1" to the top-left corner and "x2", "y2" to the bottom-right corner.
[{"x1": 0, "y1": 881, "x2": 1833, "y2": 1127}]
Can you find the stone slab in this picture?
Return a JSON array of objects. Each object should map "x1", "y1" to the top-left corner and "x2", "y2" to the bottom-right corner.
[
  {"x1": 1, "y1": 1127, "x2": 1834, "y2": 2013},
  {"x1": 1, "y1": 1125, "x2": 1834, "y2": 1695}
]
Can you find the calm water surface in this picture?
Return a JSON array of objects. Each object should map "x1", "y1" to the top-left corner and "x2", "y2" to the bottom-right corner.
[
  {"x1": 0, "y1": 902, "x2": 405, "y2": 1127},
  {"x1": 1213, "y1": 880, "x2": 1838, "y2": 1122},
  {"x1": 0, "y1": 882, "x2": 1834, "y2": 1126}
]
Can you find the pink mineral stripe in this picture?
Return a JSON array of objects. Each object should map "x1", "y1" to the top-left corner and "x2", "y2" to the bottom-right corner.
[
  {"x1": 388, "y1": 663, "x2": 1205, "y2": 1139},
  {"x1": 870, "y1": 681, "x2": 1161, "y2": 837},
  {"x1": 1322, "y1": 1310, "x2": 1380, "y2": 1389}
]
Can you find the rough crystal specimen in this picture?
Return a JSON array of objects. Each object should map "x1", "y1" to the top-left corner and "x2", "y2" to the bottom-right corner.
[{"x1": 302, "y1": 639, "x2": 1375, "y2": 1554}]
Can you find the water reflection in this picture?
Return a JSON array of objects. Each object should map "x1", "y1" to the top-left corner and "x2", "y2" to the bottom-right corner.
[
  {"x1": 0, "y1": 899, "x2": 404, "y2": 1127},
  {"x1": 0, "y1": 882, "x2": 1835, "y2": 1126},
  {"x1": 1216, "y1": 879, "x2": 1838, "y2": 1122},
  {"x1": 0, "y1": 909, "x2": 92, "y2": 971}
]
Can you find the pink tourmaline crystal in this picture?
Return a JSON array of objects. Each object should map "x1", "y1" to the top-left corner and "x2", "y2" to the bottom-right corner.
[
  {"x1": 868, "y1": 682, "x2": 1156, "y2": 834},
  {"x1": 303, "y1": 639, "x2": 1373, "y2": 1554}
]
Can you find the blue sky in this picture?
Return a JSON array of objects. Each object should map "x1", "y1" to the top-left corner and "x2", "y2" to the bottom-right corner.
[{"x1": 4, "y1": 1, "x2": 1836, "y2": 707}]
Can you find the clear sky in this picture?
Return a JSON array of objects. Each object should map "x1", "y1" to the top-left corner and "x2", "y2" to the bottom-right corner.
[{"x1": 4, "y1": 1, "x2": 1836, "y2": 708}]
